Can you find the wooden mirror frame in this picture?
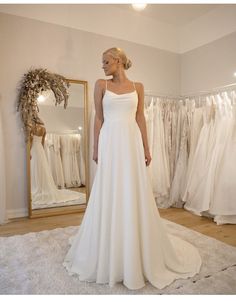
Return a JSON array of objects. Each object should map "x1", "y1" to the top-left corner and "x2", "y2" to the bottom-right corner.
[{"x1": 27, "y1": 79, "x2": 89, "y2": 218}]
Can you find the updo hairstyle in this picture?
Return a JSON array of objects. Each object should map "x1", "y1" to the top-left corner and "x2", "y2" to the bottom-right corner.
[{"x1": 103, "y1": 47, "x2": 132, "y2": 70}]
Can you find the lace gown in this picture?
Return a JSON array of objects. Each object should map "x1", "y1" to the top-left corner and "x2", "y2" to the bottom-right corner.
[{"x1": 63, "y1": 84, "x2": 202, "y2": 290}]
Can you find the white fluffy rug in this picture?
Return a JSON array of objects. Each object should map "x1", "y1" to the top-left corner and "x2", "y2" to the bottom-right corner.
[{"x1": 0, "y1": 219, "x2": 236, "y2": 294}]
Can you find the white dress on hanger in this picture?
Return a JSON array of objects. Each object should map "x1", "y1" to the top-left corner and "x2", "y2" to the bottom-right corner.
[
  {"x1": 44, "y1": 133, "x2": 65, "y2": 189},
  {"x1": 151, "y1": 99, "x2": 170, "y2": 205},
  {"x1": 170, "y1": 105, "x2": 188, "y2": 207},
  {"x1": 31, "y1": 135, "x2": 84, "y2": 208},
  {"x1": 60, "y1": 135, "x2": 81, "y2": 188},
  {"x1": 183, "y1": 102, "x2": 215, "y2": 208},
  {"x1": 163, "y1": 101, "x2": 172, "y2": 183},
  {"x1": 170, "y1": 102, "x2": 178, "y2": 182},
  {"x1": 77, "y1": 134, "x2": 86, "y2": 186},
  {"x1": 212, "y1": 102, "x2": 236, "y2": 224},
  {"x1": 0, "y1": 102, "x2": 7, "y2": 225},
  {"x1": 63, "y1": 81, "x2": 201, "y2": 290},
  {"x1": 184, "y1": 95, "x2": 233, "y2": 218},
  {"x1": 185, "y1": 106, "x2": 204, "y2": 189}
]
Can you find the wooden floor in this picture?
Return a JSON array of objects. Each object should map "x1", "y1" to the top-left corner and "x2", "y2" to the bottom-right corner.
[{"x1": 1, "y1": 207, "x2": 236, "y2": 247}]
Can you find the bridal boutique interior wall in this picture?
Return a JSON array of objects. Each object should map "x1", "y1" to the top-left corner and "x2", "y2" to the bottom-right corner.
[
  {"x1": 0, "y1": 12, "x2": 180, "y2": 218},
  {"x1": 38, "y1": 107, "x2": 84, "y2": 132},
  {"x1": 181, "y1": 31, "x2": 236, "y2": 94}
]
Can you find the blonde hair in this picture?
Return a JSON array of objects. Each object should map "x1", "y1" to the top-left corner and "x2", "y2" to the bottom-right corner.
[{"x1": 103, "y1": 47, "x2": 132, "y2": 70}]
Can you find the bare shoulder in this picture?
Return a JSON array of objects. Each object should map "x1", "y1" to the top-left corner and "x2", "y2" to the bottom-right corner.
[
  {"x1": 95, "y1": 79, "x2": 106, "y2": 91},
  {"x1": 134, "y1": 82, "x2": 144, "y2": 94}
]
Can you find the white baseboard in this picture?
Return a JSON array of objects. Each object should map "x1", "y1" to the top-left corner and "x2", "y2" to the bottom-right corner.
[{"x1": 7, "y1": 208, "x2": 28, "y2": 219}]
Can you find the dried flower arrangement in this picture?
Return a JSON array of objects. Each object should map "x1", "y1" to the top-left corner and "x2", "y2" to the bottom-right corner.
[{"x1": 17, "y1": 68, "x2": 70, "y2": 141}]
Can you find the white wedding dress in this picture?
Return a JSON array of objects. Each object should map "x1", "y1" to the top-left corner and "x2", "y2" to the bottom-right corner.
[
  {"x1": 44, "y1": 133, "x2": 65, "y2": 189},
  {"x1": 31, "y1": 135, "x2": 85, "y2": 209},
  {"x1": 0, "y1": 103, "x2": 7, "y2": 225},
  {"x1": 63, "y1": 82, "x2": 202, "y2": 290}
]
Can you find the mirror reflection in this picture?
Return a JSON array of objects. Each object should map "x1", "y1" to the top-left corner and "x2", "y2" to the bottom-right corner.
[{"x1": 29, "y1": 81, "x2": 87, "y2": 211}]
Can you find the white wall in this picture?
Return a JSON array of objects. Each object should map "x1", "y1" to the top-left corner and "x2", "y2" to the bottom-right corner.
[
  {"x1": 38, "y1": 106, "x2": 84, "y2": 132},
  {"x1": 0, "y1": 12, "x2": 180, "y2": 218},
  {"x1": 181, "y1": 31, "x2": 236, "y2": 94},
  {"x1": 0, "y1": 4, "x2": 179, "y2": 53},
  {"x1": 179, "y1": 5, "x2": 236, "y2": 53},
  {"x1": 1, "y1": 4, "x2": 236, "y2": 54}
]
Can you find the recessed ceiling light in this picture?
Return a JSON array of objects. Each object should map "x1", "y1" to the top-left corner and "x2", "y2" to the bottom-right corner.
[
  {"x1": 234, "y1": 72, "x2": 236, "y2": 77},
  {"x1": 132, "y1": 4, "x2": 147, "y2": 11}
]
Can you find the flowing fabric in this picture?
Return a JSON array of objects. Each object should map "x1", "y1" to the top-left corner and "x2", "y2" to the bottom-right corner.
[
  {"x1": 60, "y1": 134, "x2": 81, "y2": 188},
  {"x1": 183, "y1": 93, "x2": 236, "y2": 224},
  {"x1": 143, "y1": 92, "x2": 236, "y2": 224},
  {"x1": 170, "y1": 106, "x2": 188, "y2": 207},
  {"x1": 63, "y1": 86, "x2": 202, "y2": 290},
  {"x1": 212, "y1": 105, "x2": 236, "y2": 216},
  {"x1": 31, "y1": 135, "x2": 85, "y2": 209},
  {"x1": 76, "y1": 134, "x2": 86, "y2": 185},
  {"x1": 0, "y1": 100, "x2": 7, "y2": 225},
  {"x1": 150, "y1": 100, "x2": 170, "y2": 205},
  {"x1": 44, "y1": 133, "x2": 86, "y2": 188},
  {"x1": 44, "y1": 133, "x2": 65, "y2": 189}
]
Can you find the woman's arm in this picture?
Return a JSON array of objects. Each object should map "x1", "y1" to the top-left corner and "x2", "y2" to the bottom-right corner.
[
  {"x1": 93, "y1": 79, "x2": 105, "y2": 164},
  {"x1": 135, "y1": 82, "x2": 152, "y2": 166}
]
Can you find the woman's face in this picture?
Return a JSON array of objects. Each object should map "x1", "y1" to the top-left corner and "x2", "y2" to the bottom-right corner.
[{"x1": 102, "y1": 54, "x2": 119, "y2": 76}]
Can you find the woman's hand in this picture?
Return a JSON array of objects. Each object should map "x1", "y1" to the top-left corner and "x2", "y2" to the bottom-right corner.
[
  {"x1": 144, "y1": 149, "x2": 152, "y2": 166},
  {"x1": 93, "y1": 149, "x2": 98, "y2": 164}
]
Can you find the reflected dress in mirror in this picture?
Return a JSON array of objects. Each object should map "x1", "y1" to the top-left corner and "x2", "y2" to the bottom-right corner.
[{"x1": 30, "y1": 123, "x2": 85, "y2": 209}]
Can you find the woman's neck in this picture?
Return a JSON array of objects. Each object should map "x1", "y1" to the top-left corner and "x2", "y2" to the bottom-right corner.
[{"x1": 111, "y1": 70, "x2": 128, "y2": 84}]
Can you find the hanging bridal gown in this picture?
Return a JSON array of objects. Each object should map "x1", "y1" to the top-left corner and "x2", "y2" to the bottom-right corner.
[
  {"x1": 151, "y1": 99, "x2": 170, "y2": 205},
  {"x1": 170, "y1": 105, "x2": 188, "y2": 207},
  {"x1": 31, "y1": 135, "x2": 85, "y2": 208},
  {"x1": 184, "y1": 95, "x2": 233, "y2": 219},
  {"x1": 0, "y1": 102, "x2": 7, "y2": 225},
  {"x1": 60, "y1": 134, "x2": 81, "y2": 188},
  {"x1": 184, "y1": 105, "x2": 203, "y2": 193},
  {"x1": 76, "y1": 134, "x2": 86, "y2": 186},
  {"x1": 211, "y1": 102, "x2": 236, "y2": 224},
  {"x1": 44, "y1": 133, "x2": 65, "y2": 189},
  {"x1": 182, "y1": 101, "x2": 215, "y2": 208},
  {"x1": 63, "y1": 83, "x2": 201, "y2": 290}
]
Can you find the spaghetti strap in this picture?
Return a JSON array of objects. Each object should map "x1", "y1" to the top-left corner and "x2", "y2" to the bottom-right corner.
[
  {"x1": 106, "y1": 80, "x2": 108, "y2": 91},
  {"x1": 133, "y1": 81, "x2": 136, "y2": 91}
]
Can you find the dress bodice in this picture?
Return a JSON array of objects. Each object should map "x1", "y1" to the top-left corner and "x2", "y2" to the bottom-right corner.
[
  {"x1": 33, "y1": 135, "x2": 43, "y2": 144},
  {"x1": 102, "y1": 90, "x2": 138, "y2": 123}
]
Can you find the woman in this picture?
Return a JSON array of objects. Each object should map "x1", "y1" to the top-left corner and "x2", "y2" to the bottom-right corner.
[{"x1": 63, "y1": 47, "x2": 202, "y2": 290}]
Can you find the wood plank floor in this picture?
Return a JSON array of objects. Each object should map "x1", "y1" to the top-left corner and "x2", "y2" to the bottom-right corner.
[{"x1": 1, "y1": 207, "x2": 236, "y2": 247}]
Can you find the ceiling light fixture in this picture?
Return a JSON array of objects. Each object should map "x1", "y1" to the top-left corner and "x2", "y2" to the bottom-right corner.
[
  {"x1": 37, "y1": 95, "x2": 45, "y2": 103},
  {"x1": 132, "y1": 4, "x2": 147, "y2": 11}
]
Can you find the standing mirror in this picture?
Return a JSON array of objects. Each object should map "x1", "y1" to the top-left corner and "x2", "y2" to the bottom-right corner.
[{"x1": 26, "y1": 79, "x2": 89, "y2": 218}]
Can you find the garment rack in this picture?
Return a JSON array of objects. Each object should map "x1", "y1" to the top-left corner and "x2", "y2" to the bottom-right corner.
[
  {"x1": 144, "y1": 82, "x2": 236, "y2": 100},
  {"x1": 47, "y1": 130, "x2": 79, "y2": 135},
  {"x1": 181, "y1": 82, "x2": 236, "y2": 98}
]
